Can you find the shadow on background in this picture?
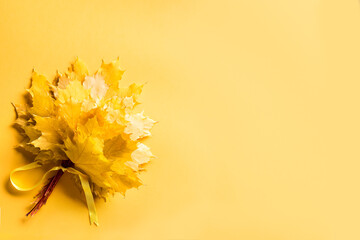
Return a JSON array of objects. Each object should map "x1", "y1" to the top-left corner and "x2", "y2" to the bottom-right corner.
[{"x1": 4, "y1": 177, "x2": 27, "y2": 196}]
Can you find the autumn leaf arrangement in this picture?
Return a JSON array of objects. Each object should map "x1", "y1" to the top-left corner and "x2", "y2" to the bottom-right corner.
[{"x1": 10, "y1": 58, "x2": 156, "y2": 225}]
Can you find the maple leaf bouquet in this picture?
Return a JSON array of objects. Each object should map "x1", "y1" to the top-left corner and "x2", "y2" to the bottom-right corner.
[{"x1": 11, "y1": 58, "x2": 156, "y2": 225}]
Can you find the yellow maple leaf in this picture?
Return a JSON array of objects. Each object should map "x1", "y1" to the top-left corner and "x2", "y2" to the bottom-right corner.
[
  {"x1": 28, "y1": 71, "x2": 55, "y2": 117},
  {"x1": 70, "y1": 57, "x2": 89, "y2": 81},
  {"x1": 97, "y1": 59, "x2": 125, "y2": 89}
]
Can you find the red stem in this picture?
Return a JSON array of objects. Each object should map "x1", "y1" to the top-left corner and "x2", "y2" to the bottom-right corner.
[{"x1": 26, "y1": 160, "x2": 73, "y2": 217}]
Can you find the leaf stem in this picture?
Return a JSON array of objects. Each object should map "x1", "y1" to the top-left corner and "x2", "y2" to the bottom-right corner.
[{"x1": 26, "y1": 160, "x2": 73, "y2": 217}]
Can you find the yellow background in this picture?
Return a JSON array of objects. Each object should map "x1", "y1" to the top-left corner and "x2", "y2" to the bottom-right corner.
[{"x1": 1, "y1": 0, "x2": 360, "y2": 239}]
